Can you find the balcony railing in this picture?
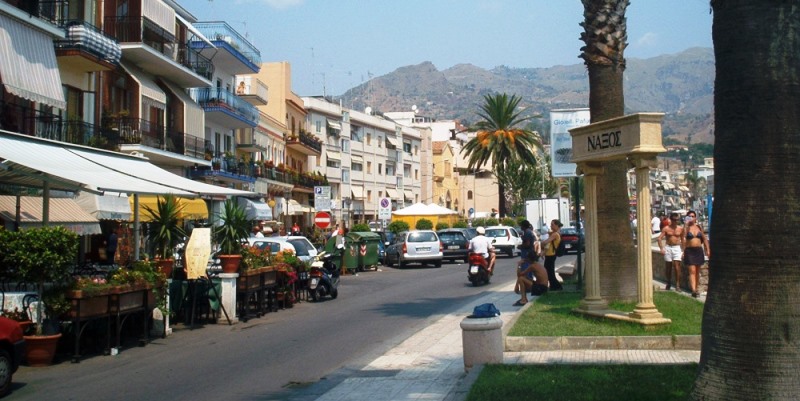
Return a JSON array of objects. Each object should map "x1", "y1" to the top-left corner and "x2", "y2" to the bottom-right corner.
[
  {"x1": 0, "y1": 101, "x2": 104, "y2": 146},
  {"x1": 188, "y1": 87, "x2": 259, "y2": 125},
  {"x1": 191, "y1": 22, "x2": 261, "y2": 67},
  {"x1": 100, "y1": 117, "x2": 165, "y2": 148},
  {"x1": 55, "y1": 20, "x2": 122, "y2": 65},
  {"x1": 7, "y1": 0, "x2": 67, "y2": 25},
  {"x1": 104, "y1": 16, "x2": 213, "y2": 79},
  {"x1": 286, "y1": 130, "x2": 322, "y2": 154}
]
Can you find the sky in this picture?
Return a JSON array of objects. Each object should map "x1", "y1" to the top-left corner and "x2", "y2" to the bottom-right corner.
[{"x1": 179, "y1": 0, "x2": 713, "y2": 97}]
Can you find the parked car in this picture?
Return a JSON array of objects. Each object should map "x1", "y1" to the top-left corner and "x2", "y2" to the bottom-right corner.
[
  {"x1": 0, "y1": 316, "x2": 24, "y2": 397},
  {"x1": 437, "y1": 228, "x2": 474, "y2": 263},
  {"x1": 484, "y1": 226, "x2": 522, "y2": 257},
  {"x1": 248, "y1": 237, "x2": 295, "y2": 256},
  {"x1": 384, "y1": 230, "x2": 443, "y2": 268},
  {"x1": 284, "y1": 236, "x2": 318, "y2": 262},
  {"x1": 374, "y1": 231, "x2": 396, "y2": 263},
  {"x1": 559, "y1": 227, "x2": 585, "y2": 253}
]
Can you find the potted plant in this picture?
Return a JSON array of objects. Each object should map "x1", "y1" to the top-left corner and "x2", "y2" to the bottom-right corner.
[
  {"x1": 214, "y1": 199, "x2": 250, "y2": 274},
  {"x1": 143, "y1": 194, "x2": 186, "y2": 278},
  {"x1": 11, "y1": 226, "x2": 78, "y2": 366}
]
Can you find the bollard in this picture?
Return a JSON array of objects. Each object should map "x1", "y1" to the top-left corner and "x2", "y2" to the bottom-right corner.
[{"x1": 460, "y1": 315, "x2": 503, "y2": 371}]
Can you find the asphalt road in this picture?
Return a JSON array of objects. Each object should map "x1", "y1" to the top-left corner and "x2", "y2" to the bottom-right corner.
[{"x1": 9, "y1": 254, "x2": 577, "y2": 401}]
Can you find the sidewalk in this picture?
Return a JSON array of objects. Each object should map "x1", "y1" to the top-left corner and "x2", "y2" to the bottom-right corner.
[{"x1": 307, "y1": 277, "x2": 702, "y2": 401}]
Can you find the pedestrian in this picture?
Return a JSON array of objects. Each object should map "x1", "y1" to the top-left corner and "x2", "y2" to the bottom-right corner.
[
  {"x1": 657, "y1": 212, "x2": 685, "y2": 291},
  {"x1": 252, "y1": 225, "x2": 264, "y2": 238},
  {"x1": 651, "y1": 212, "x2": 663, "y2": 235},
  {"x1": 106, "y1": 229, "x2": 118, "y2": 265},
  {"x1": 539, "y1": 219, "x2": 563, "y2": 291},
  {"x1": 291, "y1": 222, "x2": 301, "y2": 236},
  {"x1": 681, "y1": 210, "x2": 710, "y2": 297},
  {"x1": 518, "y1": 219, "x2": 539, "y2": 261},
  {"x1": 513, "y1": 250, "x2": 548, "y2": 306}
]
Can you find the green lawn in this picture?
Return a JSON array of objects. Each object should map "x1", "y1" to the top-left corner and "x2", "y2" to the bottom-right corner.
[
  {"x1": 508, "y1": 290, "x2": 704, "y2": 336},
  {"x1": 467, "y1": 364, "x2": 698, "y2": 401}
]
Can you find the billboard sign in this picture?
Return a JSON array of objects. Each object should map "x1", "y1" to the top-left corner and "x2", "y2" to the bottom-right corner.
[{"x1": 550, "y1": 108, "x2": 590, "y2": 177}]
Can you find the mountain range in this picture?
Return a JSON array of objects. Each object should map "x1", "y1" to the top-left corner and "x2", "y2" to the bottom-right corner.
[{"x1": 337, "y1": 47, "x2": 715, "y2": 144}]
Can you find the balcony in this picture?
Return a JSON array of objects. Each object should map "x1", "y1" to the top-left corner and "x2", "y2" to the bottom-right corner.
[
  {"x1": 285, "y1": 130, "x2": 322, "y2": 156},
  {"x1": 236, "y1": 128, "x2": 268, "y2": 153},
  {"x1": 54, "y1": 20, "x2": 121, "y2": 71},
  {"x1": 234, "y1": 75, "x2": 268, "y2": 105},
  {"x1": 0, "y1": 101, "x2": 99, "y2": 146},
  {"x1": 104, "y1": 16, "x2": 212, "y2": 88},
  {"x1": 190, "y1": 22, "x2": 261, "y2": 74},
  {"x1": 189, "y1": 87, "x2": 258, "y2": 129}
]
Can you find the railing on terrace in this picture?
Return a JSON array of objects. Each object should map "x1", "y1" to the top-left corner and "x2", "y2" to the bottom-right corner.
[
  {"x1": 188, "y1": 87, "x2": 259, "y2": 124},
  {"x1": 192, "y1": 161, "x2": 328, "y2": 188},
  {"x1": 8, "y1": 0, "x2": 67, "y2": 25},
  {"x1": 288, "y1": 131, "x2": 323, "y2": 153},
  {"x1": 101, "y1": 117, "x2": 165, "y2": 149},
  {"x1": 55, "y1": 20, "x2": 122, "y2": 64},
  {"x1": 191, "y1": 22, "x2": 261, "y2": 67},
  {"x1": 0, "y1": 101, "x2": 103, "y2": 146},
  {"x1": 104, "y1": 16, "x2": 213, "y2": 79}
]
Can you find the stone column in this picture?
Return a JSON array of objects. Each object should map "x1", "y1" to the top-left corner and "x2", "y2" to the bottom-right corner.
[
  {"x1": 628, "y1": 156, "x2": 669, "y2": 324},
  {"x1": 576, "y1": 162, "x2": 608, "y2": 311},
  {"x1": 218, "y1": 273, "x2": 239, "y2": 324},
  {"x1": 460, "y1": 316, "x2": 503, "y2": 371}
]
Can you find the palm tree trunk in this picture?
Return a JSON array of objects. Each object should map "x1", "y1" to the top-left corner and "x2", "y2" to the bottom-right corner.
[{"x1": 691, "y1": 2, "x2": 800, "y2": 399}]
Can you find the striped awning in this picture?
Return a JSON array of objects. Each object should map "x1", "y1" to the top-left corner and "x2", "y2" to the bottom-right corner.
[
  {"x1": 0, "y1": 196, "x2": 101, "y2": 235},
  {"x1": 121, "y1": 62, "x2": 167, "y2": 107},
  {"x1": 351, "y1": 186, "x2": 364, "y2": 199},
  {"x1": 385, "y1": 188, "x2": 399, "y2": 199},
  {"x1": 160, "y1": 79, "x2": 204, "y2": 137},
  {"x1": 0, "y1": 13, "x2": 66, "y2": 109}
]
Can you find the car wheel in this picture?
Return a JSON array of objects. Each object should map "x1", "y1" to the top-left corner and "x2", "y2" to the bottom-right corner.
[
  {"x1": 399, "y1": 260, "x2": 407, "y2": 269},
  {"x1": 0, "y1": 349, "x2": 12, "y2": 397},
  {"x1": 434, "y1": 260, "x2": 442, "y2": 268}
]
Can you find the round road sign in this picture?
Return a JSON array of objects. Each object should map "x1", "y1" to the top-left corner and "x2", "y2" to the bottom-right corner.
[{"x1": 314, "y1": 211, "x2": 331, "y2": 229}]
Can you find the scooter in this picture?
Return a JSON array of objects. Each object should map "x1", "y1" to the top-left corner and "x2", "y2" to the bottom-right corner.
[
  {"x1": 467, "y1": 252, "x2": 492, "y2": 286},
  {"x1": 308, "y1": 251, "x2": 340, "y2": 301}
]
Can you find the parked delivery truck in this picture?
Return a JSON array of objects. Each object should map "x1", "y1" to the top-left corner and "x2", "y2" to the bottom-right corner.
[{"x1": 525, "y1": 198, "x2": 570, "y2": 233}]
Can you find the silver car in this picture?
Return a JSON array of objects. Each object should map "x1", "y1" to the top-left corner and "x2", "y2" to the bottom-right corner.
[{"x1": 384, "y1": 230, "x2": 443, "y2": 268}]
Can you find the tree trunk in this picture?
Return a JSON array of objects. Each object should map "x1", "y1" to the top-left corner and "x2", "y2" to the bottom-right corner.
[{"x1": 691, "y1": 2, "x2": 800, "y2": 399}]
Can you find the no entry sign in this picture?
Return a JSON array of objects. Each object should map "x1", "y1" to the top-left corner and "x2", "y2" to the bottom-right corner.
[{"x1": 314, "y1": 211, "x2": 331, "y2": 229}]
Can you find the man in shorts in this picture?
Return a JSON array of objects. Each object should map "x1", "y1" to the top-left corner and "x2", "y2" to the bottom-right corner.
[{"x1": 657, "y1": 212, "x2": 685, "y2": 291}]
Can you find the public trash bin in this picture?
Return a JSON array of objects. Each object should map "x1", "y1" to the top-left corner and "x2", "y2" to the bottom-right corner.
[
  {"x1": 349, "y1": 232, "x2": 381, "y2": 271},
  {"x1": 341, "y1": 233, "x2": 360, "y2": 273}
]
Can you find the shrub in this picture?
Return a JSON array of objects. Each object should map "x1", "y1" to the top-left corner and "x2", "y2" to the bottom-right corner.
[
  {"x1": 435, "y1": 222, "x2": 450, "y2": 230},
  {"x1": 472, "y1": 218, "x2": 487, "y2": 228},
  {"x1": 501, "y1": 217, "x2": 516, "y2": 227},
  {"x1": 415, "y1": 219, "x2": 433, "y2": 230},
  {"x1": 351, "y1": 223, "x2": 370, "y2": 232},
  {"x1": 452, "y1": 220, "x2": 468, "y2": 228},
  {"x1": 485, "y1": 217, "x2": 499, "y2": 226},
  {"x1": 388, "y1": 221, "x2": 410, "y2": 233}
]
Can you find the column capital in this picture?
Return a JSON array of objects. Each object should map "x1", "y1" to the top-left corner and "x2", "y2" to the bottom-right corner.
[
  {"x1": 576, "y1": 162, "x2": 603, "y2": 176},
  {"x1": 628, "y1": 155, "x2": 659, "y2": 170}
]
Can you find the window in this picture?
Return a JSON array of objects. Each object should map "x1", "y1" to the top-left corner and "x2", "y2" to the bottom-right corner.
[
  {"x1": 414, "y1": 145, "x2": 418, "y2": 155},
  {"x1": 367, "y1": 190, "x2": 372, "y2": 202},
  {"x1": 342, "y1": 169, "x2": 350, "y2": 183},
  {"x1": 342, "y1": 111, "x2": 350, "y2": 122},
  {"x1": 386, "y1": 165, "x2": 395, "y2": 176},
  {"x1": 327, "y1": 159, "x2": 340, "y2": 168},
  {"x1": 352, "y1": 126, "x2": 363, "y2": 142},
  {"x1": 468, "y1": 190, "x2": 473, "y2": 200},
  {"x1": 366, "y1": 133, "x2": 371, "y2": 145},
  {"x1": 378, "y1": 191, "x2": 383, "y2": 199},
  {"x1": 404, "y1": 163, "x2": 411, "y2": 178},
  {"x1": 315, "y1": 120, "x2": 321, "y2": 133},
  {"x1": 378, "y1": 163, "x2": 382, "y2": 175},
  {"x1": 403, "y1": 141, "x2": 412, "y2": 154},
  {"x1": 367, "y1": 161, "x2": 372, "y2": 173},
  {"x1": 396, "y1": 176, "x2": 403, "y2": 189},
  {"x1": 352, "y1": 162, "x2": 363, "y2": 172},
  {"x1": 414, "y1": 169, "x2": 418, "y2": 180},
  {"x1": 377, "y1": 136, "x2": 382, "y2": 148},
  {"x1": 341, "y1": 138, "x2": 350, "y2": 152}
]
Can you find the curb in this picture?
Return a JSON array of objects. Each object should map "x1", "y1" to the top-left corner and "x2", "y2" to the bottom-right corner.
[{"x1": 505, "y1": 335, "x2": 701, "y2": 351}]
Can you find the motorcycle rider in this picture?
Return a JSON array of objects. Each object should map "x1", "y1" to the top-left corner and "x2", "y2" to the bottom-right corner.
[{"x1": 469, "y1": 226, "x2": 496, "y2": 274}]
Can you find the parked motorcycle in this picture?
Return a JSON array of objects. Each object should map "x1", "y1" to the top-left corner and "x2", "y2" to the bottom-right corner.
[
  {"x1": 467, "y1": 252, "x2": 492, "y2": 286},
  {"x1": 308, "y1": 252, "x2": 340, "y2": 301}
]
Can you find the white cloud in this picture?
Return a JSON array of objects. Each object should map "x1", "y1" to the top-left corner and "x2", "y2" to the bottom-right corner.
[
  {"x1": 260, "y1": 0, "x2": 304, "y2": 9},
  {"x1": 636, "y1": 32, "x2": 658, "y2": 48}
]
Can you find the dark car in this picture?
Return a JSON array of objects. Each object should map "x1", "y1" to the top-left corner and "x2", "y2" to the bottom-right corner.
[
  {"x1": 375, "y1": 231, "x2": 396, "y2": 263},
  {"x1": 560, "y1": 227, "x2": 585, "y2": 253},
  {"x1": 437, "y1": 228, "x2": 475, "y2": 263}
]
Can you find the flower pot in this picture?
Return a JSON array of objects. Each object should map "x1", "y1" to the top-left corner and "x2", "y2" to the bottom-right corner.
[
  {"x1": 219, "y1": 254, "x2": 242, "y2": 274},
  {"x1": 24, "y1": 333, "x2": 62, "y2": 367},
  {"x1": 156, "y1": 259, "x2": 175, "y2": 278}
]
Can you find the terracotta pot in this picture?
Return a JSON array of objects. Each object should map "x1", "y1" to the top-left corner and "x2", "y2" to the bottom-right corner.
[
  {"x1": 219, "y1": 254, "x2": 242, "y2": 274},
  {"x1": 24, "y1": 333, "x2": 62, "y2": 367},
  {"x1": 156, "y1": 259, "x2": 175, "y2": 278}
]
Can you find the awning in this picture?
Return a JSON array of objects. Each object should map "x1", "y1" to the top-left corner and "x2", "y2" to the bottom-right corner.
[
  {"x1": 326, "y1": 151, "x2": 341, "y2": 161},
  {"x1": 386, "y1": 136, "x2": 399, "y2": 147},
  {"x1": 0, "y1": 196, "x2": 101, "y2": 235},
  {"x1": 120, "y1": 62, "x2": 167, "y2": 106},
  {"x1": 287, "y1": 199, "x2": 314, "y2": 215},
  {"x1": 237, "y1": 198, "x2": 273, "y2": 221},
  {"x1": 327, "y1": 119, "x2": 342, "y2": 130},
  {"x1": 0, "y1": 13, "x2": 66, "y2": 109},
  {"x1": 385, "y1": 188, "x2": 399, "y2": 199},
  {"x1": 0, "y1": 132, "x2": 195, "y2": 196},
  {"x1": 404, "y1": 190, "x2": 414, "y2": 200},
  {"x1": 350, "y1": 154, "x2": 363, "y2": 162},
  {"x1": 175, "y1": 14, "x2": 215, "y2": 49},
  {"x1": 351, "y1": 186, "x2": 364, "y2": 199},
  {"x1": 143, "y1": 0, "x2": 176, "y2": 37},
  {"x1": 160, "y1": 79, "x2": 204, "y2": 137},
  {"x1": 679, "y1": 185, "x2": 691, "y2": 192},
  {"x1": 132, "y1": 196, "x2": 209, "y2": 222},
  {"x1": 76, "y1": 191, "x2": 132, "y2": 220}
]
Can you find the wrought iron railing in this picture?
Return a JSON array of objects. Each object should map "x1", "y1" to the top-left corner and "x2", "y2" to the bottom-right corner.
[
  {"x1": 10, "y1": 0, "x2": 67, "y2": 25},
  {"x1": 55, "y1": 20, "x2": 122, "y2": 64},
  {"x1": 188, "y1": 87, "x2": 259, "y2": 125},
  {"x1": 191, "y1": 22, "x2": 261, "y2": 67}
]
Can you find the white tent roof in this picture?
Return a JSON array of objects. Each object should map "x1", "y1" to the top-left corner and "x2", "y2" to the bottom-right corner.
[
  {"x1": 426, "y1": 203, "x2": 458, "y2": 215},
  {"x1": 392, "y1": 202, "x2": 435, "y2": 216}
]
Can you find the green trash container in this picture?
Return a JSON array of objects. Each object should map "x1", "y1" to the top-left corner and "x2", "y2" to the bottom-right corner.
[
  {"x1": 341, "y1": 233, "x2": 360, "y2": 273},
  {"x1": 350, "y1": 232, "x2": 381, "y2": 271}
]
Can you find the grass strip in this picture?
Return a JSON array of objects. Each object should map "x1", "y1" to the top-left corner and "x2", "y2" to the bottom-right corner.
[
  {"x1": 467, "y1": 364, "x2": 697, "y2": 401},
  {"x1": 508, "y1": 290, "x2": 703, "y2": 337}
]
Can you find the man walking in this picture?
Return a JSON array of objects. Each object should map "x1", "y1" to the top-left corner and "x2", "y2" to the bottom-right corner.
[{"x1": 657, "y1": 212, "x2": 685, "y2": 291}]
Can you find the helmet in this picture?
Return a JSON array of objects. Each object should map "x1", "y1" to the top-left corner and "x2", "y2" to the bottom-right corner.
[{"x1": 476, "y1": 226, "x2": 485, "y2": 235}]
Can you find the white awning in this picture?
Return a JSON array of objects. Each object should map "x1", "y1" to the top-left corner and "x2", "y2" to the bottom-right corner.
[
  {"x1": 238, "y1": 198, "x2": 273, "y2": 221},
  {"x1": 0, "y1": 196, "x2": 101, "y2": 235},
  {"x1": 404, "y1": 190, "x2": 414, "y2": 200},
  {"x1": 386, "y1": 136, "x2": 399, "y2": 147},
  {"x1": 327, "y1": 119, "x2": 342, "y2": 130},
  {"x1": 0, "y1": 13, "x2": 66, "y2": 109},
  {"x1": 679, "y1": 185, "x2": 691, "y2": 192},
  {"x1": 143, "y1": 0, "x2": 176, "y2": 37},
  {"x1": 75, "y1": 191, "x2": 132, "y2": 220},
  {"x1": 385, "y1": 188, "x2": 399, "y2": 199},
  {"x1": 175, "y1": 14, "x2": 215, "y2": 48},
  {"x1": 121, "y1": 62, "x2": 167, "y2": 106},
  {"x1": 0, "y1": 132, "x2": 194, "y2": 196},
  {"x1": 351, "y1": 186, "x2": 364, "y2": 199},
  {"x1": 326, "y1": 151, "x2": 341, "y2": 160},
  {"x1": 287, "y1": 199, "x2": 314, "y2": 215},
  {"x1": 160, "y1": 79, "x2": 204, "y2": 137},
  {"x1": 350, "y1": 154, "x2": 363, "y2": 162}
]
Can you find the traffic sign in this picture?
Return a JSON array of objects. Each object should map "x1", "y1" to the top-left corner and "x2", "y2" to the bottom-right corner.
[
  {"x1": 314, "y1": 211, "x2": 332, "y2": 229},
  {"x1": 314, "y1": 186, "x2": 331, "y2": 211},
  {"x1": 378, "y1": 197, "x2": 391, "y2": 220}
]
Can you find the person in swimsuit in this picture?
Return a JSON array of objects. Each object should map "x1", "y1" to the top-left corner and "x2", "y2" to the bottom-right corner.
[
  {"x1": 681, "y1": 210, "x2": 710, "y2": 297},
  {"x1": 657, "y1": 212, "x2": 684, "y2": 291}
]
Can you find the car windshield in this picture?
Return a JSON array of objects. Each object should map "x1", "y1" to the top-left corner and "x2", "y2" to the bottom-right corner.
[
  {"x1": 408, "y1": 232, "x2": 437, "y2": 242},
  {"x1": 287, "y1": 239, "x2": 311, "y2": 256},
  {"x1": 438, "y1": 232, "x2": 464, "y2": 241},
  {"x1": 485, "y1": 229, "x2": 507, "y2": 238}
]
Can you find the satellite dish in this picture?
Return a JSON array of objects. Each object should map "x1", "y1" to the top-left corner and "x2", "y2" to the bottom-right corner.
[
  {"x1": 365, "y1": 106, "x2": 372, "y2": 115},
  {"x1": 411, "y1": 104, "x2": 417, "y2": 111}
]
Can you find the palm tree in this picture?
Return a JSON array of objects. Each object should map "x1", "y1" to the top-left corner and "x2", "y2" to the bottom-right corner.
[
  {"x1": 580, "y1": 0, "x2": 638, "y2": 301},
  {"x1": 691, "y1": 2, "x2": 800, "y2": 400},
  {"x1": 461, "y1": 93, "x2": 543, "y2": 217},
  {"x1": 683, "y1": 170, "x2": 705, "y2": 208}
]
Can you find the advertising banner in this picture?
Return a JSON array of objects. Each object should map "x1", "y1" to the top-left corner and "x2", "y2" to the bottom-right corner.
[{"x1": 550, "y1": 108, "x2": 590, "y2": 177}]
